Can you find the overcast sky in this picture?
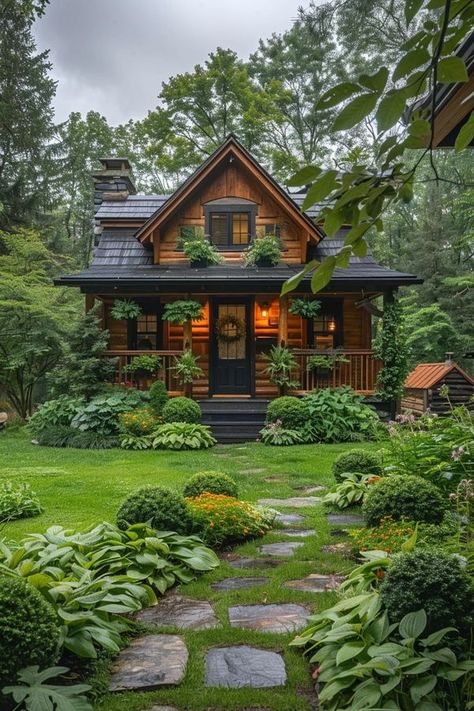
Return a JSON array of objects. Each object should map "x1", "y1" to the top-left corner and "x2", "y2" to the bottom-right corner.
[{"x1": 34, "y1": 0, "x2": 305, "y2": 126}]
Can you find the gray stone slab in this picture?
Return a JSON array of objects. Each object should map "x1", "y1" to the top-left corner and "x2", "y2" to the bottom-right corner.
[
  {"x1": 321, "y1": 542, "x2": 353, "y2": 556},
  {"x1": 135, "y1": 595, "x2": 219, "y2": 630},
  {"x1": 258, "y1": 541, "x2": 304, "y2": 557},
  {"x1": 283, "y1": 573, "x2": 344, "y2": 593},
  {"x1": 228, "y1": 557, "x2": 284, "y2": 569},
  {"x1": 293, "y1": 485, "x2": 326, "y2": 493},
  {"x1": 327, "y1": 513, "x2": 364, "y2": 526},
  {"x1": 281, "y1": 528, "x2": 313, "y2": 538},
  {"x1": 275, "y1": 512, "x2": 305, "y2": 525},
  {"x1": 228, "y1": 603, "x2": 310, "y2": 633},
  {"x1": 258, "y1": 496, "x2": 321, "y2": 508},
  {"x1": 205, "y1": 646, "x2": 286, "y2": 688},
  {"x1": 211, "y1": 576, "x2": 270, "y2": 591},
  {"x1": 109, "y1": 634, "x2": 188, "y2": 691}
]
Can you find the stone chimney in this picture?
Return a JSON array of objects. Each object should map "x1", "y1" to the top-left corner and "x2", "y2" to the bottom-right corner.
[
  {"x1": 92, "y1": 157, "x2": 136, "y2": 207},
  {"x1": 445, "y1": 351, "x2": 454, "y2": 366}
]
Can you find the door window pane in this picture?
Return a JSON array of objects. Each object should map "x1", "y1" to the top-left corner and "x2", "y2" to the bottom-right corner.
[{"x1": 217, "y1": 304, "x2": 246, "y2": 360}]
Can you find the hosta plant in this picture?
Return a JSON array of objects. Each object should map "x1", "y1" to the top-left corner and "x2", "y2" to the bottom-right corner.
[
  {"x1": 323, "y1": 471, "x2": 378, "y2": 510},
  {"x1": 120, "y1": 434, "x2": 152, "y2": 450},
  {"x1": 152, "y1": 422, "x2": 216, "y2": 450},
  {"x1": 3, "y1": 666, "x2": 92, "y2": 711},
  {"x1": 303, "y1": 388, "x2": 378, "y2": 443},
  {"x1": 259, "y1": 420, "x2": 306, "y2": 446},
  {"x1": 28, "y1": 396, "x2": 85, "y2": 437},
  {"x1": 70, "y1": 389, "x2": 148, "y2": 436},
  {"x1": 0, "y1": 481, "x2": 42, "y2": 523}
]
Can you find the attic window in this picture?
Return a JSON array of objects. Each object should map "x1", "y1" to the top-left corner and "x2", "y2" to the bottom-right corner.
[{"x1": 204, "y1": 200, "x2": 257, "y2": 249}]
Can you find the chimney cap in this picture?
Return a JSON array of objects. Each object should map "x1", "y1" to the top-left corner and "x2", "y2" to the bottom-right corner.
[{"x1": 97, "y1": 157, "x2": 132, "y2": 172}]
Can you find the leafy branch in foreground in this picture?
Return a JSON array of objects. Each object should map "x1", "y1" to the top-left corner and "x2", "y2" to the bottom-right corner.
[
  {"x1": 283, "y1": 0, "x2": 474, "y2": 295},
  {"x1": 3, "y1": 665, "x2": 92, "y2": 711}
]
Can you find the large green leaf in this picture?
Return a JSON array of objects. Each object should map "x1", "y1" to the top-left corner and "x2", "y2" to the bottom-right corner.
[
  {"x1": 409, "y1": 675, "x2": 437, "y2": 704},
  {"x1": 287, "y1": 165, "x2": 322, "y2": 187},
  {"x1": 455, "y1": 110, "x2": 474, "y2": 151},
  {"x1": 358, "y1": 67, "x2": 389, "y2": 92},
  {"x1": 311, "y1": 256, "x2": 336, "y2": 293},
  {"x1": 399, "y1": 609, "x2": 427, "y2": 640},
  {"x1": 302, "y1": 170, "x2": 339, "y2": 209},
  {"x1": 405, "y1": 0, "x2": 424, "y2": 25},
  {"x1": 437, "y1": 55, "x2": 469, "y2": 83},
  {"x1": 317, "y1": 82, "x2": 361, "y2": 111},
  {"x1": 376, "y1": 90, "x2": 407, "y2": 131},
  {"x1": 335, "y1": 640, "x2": 366, "y2": 665},
  {"x1": 332, "y1": 93, "x2": 379, "y2": 131},
  {"x1": 393, "y1": 48, "x2": 430, "y2": 81}
]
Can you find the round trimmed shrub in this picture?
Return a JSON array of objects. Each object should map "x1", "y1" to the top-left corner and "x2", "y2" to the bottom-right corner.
[
  {"x1": 333, "y1": 448, "x2": 382, "y2": 482},
  {"x1": 362, "y1": 475, "x2": 446, "y2": 526},
  {"x1": 116, "y1": 486, "x2": 192, "y2": 534},
  {"x1": 184, "y1": 471, "x2": 238, "y2": 499},
  {"x1": 149, "y1": 379, "x2": 169, "y2": 415},
  {"x1": 266, "y1": 396, "x2": 306, "y2": 429},
  {"x1": 0, "y1": 576, "x2": 60, "y2": 686},
  {"x1": 162, "y1": 397, "x2": 201, "y2": 424},
  {"x1": 380, "y1": 549, "x2": 474, "y2": 634}
]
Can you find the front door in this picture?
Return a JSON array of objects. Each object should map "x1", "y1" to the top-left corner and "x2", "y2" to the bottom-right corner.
[{"x1": 210, "y1": 298, "x2": 253, "y2": 395}]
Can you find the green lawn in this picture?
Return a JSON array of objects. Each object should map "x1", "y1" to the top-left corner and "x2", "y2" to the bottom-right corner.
[{"x1": 0, "y1": 429, "x2": 377, "y2": 710}]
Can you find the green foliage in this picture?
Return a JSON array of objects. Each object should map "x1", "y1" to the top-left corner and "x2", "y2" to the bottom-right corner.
[
  {"x1": 162, "y1": 300, "x2": 204, "y2": 324},
  {"x1": 262, "y1": 346, "x2": 300, "y2": 395},
  {"x1": 3, "y1": 666, "x2": 92, "y2": 711},
  {"x1": 288, "y1": 298, "x2": 322, "y2": 319},
  {"x1": 323, "y1": 472, "x2": 376, "y2": 510},
  {"x1": 162, "y1": 396, "x2": 201, "y2": 424},
  {"x1": 306, "y1": 353, "x2": 349, "y2": 372},
  {"x1": 0, "y1": 576, "x2": 59, "y2": 687},
  {"x1": 49, "y1": 304, "x2": 116, "y2": 400},
  {"x1": 374, "y1": 300, "x2": 410, "y2": 401},
  {"x1": 118, "y1": 408, "x2": 158, "y2": 436},
  {"x1": 244, "y1": 235, "x2": 283, "y2": 267},
  {"x1": 119, "y1": 434, "x2": 153, "y2": 450},
  {"x1": 70, "y1": 389, "x2": 148, "y2": 436},
  {"x1": 266, "y1": 395, "x2": 307, "y2": 429},
  {"x1": 36, "y1": 425, "x2": 119, "y2": 449},
  {"x1": 28, "y1": 396, "x2": 84, "y2": 436},
  {"x1": 350, "y1": 516, "x2": 417, "y2": 555},
  {"x1": 259, "y1": 421, "x2": 307, "y2": 446},
  {"x1": 0, "y1": 481, "x2": 42, "y2": 523},
  {"x1": 151, "y1": 422, "x2": 216, "y2": 450},
  {"x1": 148, "y1": 379, "x2": 169, "y2": 415},
  {"x1": 172, "y1": 351, "x2": 205, "y2": 386},
  {"x1": 363, "y1": 475, "x2": 447, "y2": 526},
  {"x1": 110, "y1": 299, "x2": 142, "y2": 320},
  {"x1": 303, "y1": 388, "x2": 378, "y2": 443},
  {"x1": 186, "y1": 493, "x2": 274, "y2": 548},
  {"x1": 123, "y1": 354, "x2": 162, "y2": 376},
  {"x1": 183, "y1": 471, "x2": 238, "y2": 499},
  {"x1": 183, "y1": 239, "x2": 222, "y2": 266},
  {"x1": 333, "y1": 448, "x2": 383, "y2": 482},
  {"x1": 116, "y1": 486, "x2": 192, "y2": 534},
  {"x1": 381, "y1": 549, "x2": 474, "y2": 634}
]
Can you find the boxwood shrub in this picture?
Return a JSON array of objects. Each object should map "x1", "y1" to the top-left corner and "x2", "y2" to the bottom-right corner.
[
  {"x1": 266, "y1": 396, "x2": 306, "y2": 429},
  {"x1": 184, "y1": 471, "x2": 238, "y2": 499},
  {"x1": 162, "y1": 397, "x2": 201, "y2": 424},
  {"x1": 116, "y1": 486, "x2": 192, "y2": 534},
  {"x1": 149, "y1": 379, "x2": 169, "y2": 415},
  {"x1": 0, "y1": 576, "x2": 60, "y2": 687},
  {"x1": 362, "y1": 475, "x2": 447, "y2": 526},
  {"x1": 333, "y1": 448, "x2": 382, "y2": 482}
]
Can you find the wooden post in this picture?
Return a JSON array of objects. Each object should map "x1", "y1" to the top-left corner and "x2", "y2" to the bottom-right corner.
[
  {"x1": 278, "y1": 295, "x2": 288, "y2": 347},
  {"x1": 183, "y1": 319, "x2": 192, "y2": 350},
  {"x1": 85, "y1": 294, "x2": 95, "y2": 313},
  {"x1": 152, "y1": 228, "x2": 160, "y2": 264}
]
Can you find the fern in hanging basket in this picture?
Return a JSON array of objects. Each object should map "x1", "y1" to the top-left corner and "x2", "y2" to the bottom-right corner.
[
  {"x1": 110, "y1": 299, "x2": 142, "y2": 320},
  {"x1": 162, "y1": 300, "x2": 204, "y2": 325},
  {"x1": 289, "y1": 298, "x2": 321, "y2": 319},
  {"x1": 215, "y1": 314, "x2": 245, "y2": 343}
]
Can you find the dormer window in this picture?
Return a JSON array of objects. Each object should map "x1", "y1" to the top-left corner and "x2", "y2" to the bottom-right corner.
[{"x1": 204, "y1": 198, "x2": 257, "y2": 249}]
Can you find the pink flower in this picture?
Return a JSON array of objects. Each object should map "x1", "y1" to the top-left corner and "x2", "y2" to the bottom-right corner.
[{"x1": 451, "y1": 446, "x2": 465, "y2": 461}]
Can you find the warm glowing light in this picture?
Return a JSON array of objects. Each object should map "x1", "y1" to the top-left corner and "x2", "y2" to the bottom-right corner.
[
  {"x1": 328, "y1": 318, "x2": 336, "y2": 332},
  {"x1": 260, "y1": 302, "x2": 269, "y2": 318}
]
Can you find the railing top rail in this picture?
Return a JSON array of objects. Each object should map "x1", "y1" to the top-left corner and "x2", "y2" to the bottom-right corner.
[
  {"x1": 292, "y1": 348, "x2": 377, "y2": 355},
  {"x1": 103, "y1": 350, "x2": 184, "y2": 356}
]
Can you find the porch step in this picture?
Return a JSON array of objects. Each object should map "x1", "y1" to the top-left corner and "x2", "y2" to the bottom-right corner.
[{"x1": 198, "y1": 399, "x2": 269, "y2": 443}]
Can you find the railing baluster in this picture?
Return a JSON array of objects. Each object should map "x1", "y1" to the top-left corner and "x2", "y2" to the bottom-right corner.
[{"x1": 293, "y1": 349, "x2": 382, "y2": 395}]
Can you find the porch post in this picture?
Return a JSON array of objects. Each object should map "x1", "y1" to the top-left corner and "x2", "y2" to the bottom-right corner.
[
  {"x1": 383, "y1": 288, "x2": 398, "y2": 419},
  {"x1": 278, "y1": 295, "x2": 288, "y2": 347},
  {"x1": 183, "y1": 320, "x2": 192, "y2": 350},
  {"x1": 85, "y1": 294, "x2": 95, "y2": 312}
]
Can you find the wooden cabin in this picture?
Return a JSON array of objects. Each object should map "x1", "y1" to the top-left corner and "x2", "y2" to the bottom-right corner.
[
  {"x1": 57, "y1": 136, "x2": 421, "y2": 436},
  {"x1": 402, "y1": 356, "x2": 474, "y2": 415}
]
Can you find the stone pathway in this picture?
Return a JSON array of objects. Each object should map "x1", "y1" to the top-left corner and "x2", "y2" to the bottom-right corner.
[
  {"x1": 274, "y1": 512, "x2": 305, "y2": 525},
  {"x1": 205, "y1": 646, "x2": 286, "y2": 688},
  {"x1": 228, "y1": 603, "x2": 310, "y2": 633},
  {"x1": 227, "y1": 556, "x2": 284, "y2": 569},
  {"x1": 283, "y1": 573, "x2": 344, "y2": 593},
  {"x1": 258, "y1": 541, "x2": 304, "y2": 556},
  {"x1": 327, "y1": 513, "x2": 364, "y2": 526},
  {"x1": 109, "y1": 635, "x2": 188, "y2": 691},
  {"x1": 258, "y1": 496, "x2": 321, "y2": 508},
  {"x1": 135, "y1": 594, "x2": 220, "y2": 630},
  {"x1": 211, "y1": 576, "x2": 270, "y2": 591}
]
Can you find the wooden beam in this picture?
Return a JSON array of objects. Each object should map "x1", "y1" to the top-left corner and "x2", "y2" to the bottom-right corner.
[
  {"x1": 432, "y1": 72, "x2": 474, "y2": 147},
  {"x1": 278, "y1": 295, "x2": 288, "y2": 347},
  {"x1": 85, "y1": 294, "x2": 95, "y2": 312},
  {"x1": 152, "y1": 228, "x2": 160, "y2": 264}
]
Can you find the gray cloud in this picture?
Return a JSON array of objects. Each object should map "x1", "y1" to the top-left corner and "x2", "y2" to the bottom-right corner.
[{"x1": 34, "y1": 0, "x2": 304, "y2": 125}]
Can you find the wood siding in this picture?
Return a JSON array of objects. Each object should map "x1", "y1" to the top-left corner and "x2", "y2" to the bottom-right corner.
[{"x1": 402, "y1": 370, "x2": 474, "y2": 415}]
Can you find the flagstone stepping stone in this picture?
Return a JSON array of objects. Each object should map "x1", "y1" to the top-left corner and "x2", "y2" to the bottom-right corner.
[
  {"x1": 109, "y1": 634, "x2": 188, "y2": 691},
  {"x1": 211, "y1": 576, "x2": 270, "y2": 591},
  {"x1": 258, "y1": 541, "x2": 304, "y2": 556},
  {"x1": 321, "y1": 542, "x2": 352, "y2": 555},
  {"x1": 293, "y1": 484, "x2": 326, "y2": 493},
  {"x1": 205, "y1": 645, "x2": 286, "y2": 688},
  {"x1": 228, "y1": 556, "x2": 284, "y2": 569},
  {"x1": 258, "y1": 496, "x2": 321, "y2": 508},
  {"x1": 135, "y1": 595, "x2": 219, "y2": 630},
  {"x1": 228, "y1": 603, "x2": 309, "y2": 633},
  {"x1": 327, "y1": 513, "x2": 364, "y2": 526},
  {"x1": 283, "y1": 573, "x2": 345, "y2": 593},
  {"x1": 281, "y1": 528, "x2": 313, "y2": 538},
  {"x1": 275, "y1": 512, "x2": 305, "y2": 525}
]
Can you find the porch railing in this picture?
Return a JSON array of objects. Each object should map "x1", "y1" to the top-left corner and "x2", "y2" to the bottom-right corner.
[
  {"x1": 292, "y1": 349, "x2": 383, "y2": 394},
  {"x1": 104, "y1": 350, "x2": 183, "y2": 391}
]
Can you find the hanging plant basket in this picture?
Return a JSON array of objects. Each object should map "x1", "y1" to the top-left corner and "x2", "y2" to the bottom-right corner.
[{"x1": 215, "y1": 314, "x2": 245, "y2": 343}]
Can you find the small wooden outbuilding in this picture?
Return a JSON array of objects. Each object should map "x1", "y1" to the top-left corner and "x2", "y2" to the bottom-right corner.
[{"x1": 402, "y1": 354, "x2": 474, "y2": 415}]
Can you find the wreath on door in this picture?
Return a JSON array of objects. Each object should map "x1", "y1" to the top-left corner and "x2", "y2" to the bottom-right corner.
[{"x1": 215, "y1": 314, "x2": 245, "y2": 343}]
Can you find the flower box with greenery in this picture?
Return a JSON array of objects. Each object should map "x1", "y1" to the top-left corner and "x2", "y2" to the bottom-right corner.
[
  {"x1": 110, "y1": 299, "x2": 142, "y2": 320},
  {"x1": 183, "y1": 238, "x2": 223, "y2": 267},
  {"x1": 123, "y1": 354, "x2": 162, "y2": 380},
  {"x1": 262, "y1": 345, "x2": 300, "y2": 396},
  {"x1": 243, "y1": 234, "x2": 282, "y2": 267}
]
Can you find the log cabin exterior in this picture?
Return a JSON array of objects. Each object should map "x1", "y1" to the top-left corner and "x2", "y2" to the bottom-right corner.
[{"x1": 57, "y1": 136, "x2": 421, "y2": 412}]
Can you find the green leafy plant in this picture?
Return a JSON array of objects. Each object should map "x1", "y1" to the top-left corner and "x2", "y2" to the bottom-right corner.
[
  {"x1": 28, "y1": 396, "x2": 85, "y2": 437},
  {"x1": 265, "y1": 395, "x2": 307, "y2": 429},
  {"x1": 374, "y1": 299, "x2": 410, "y2": 401},
  {"x1": 183, "y1": 238, "x2": 222, "y2": 266},
  {"x1": 148, "y1": 379, "x2": 169, "y2": 415},
  {"x1": 152, "y1": 422, "x2": 216, "y2": 450},
  {"x1": 350, "y1": 516, "x2": 417, "y2": 555},
  {"x1": 119, "y1": 407, "x2": 158, "y2": 436},
  {"x1": 323, "y1": 471, "x2": 377, "y2": 510},
  {"x1": 0, "y1": 481, "x2": 42, "y2": 523},
  {"x1": 262, "y1": 345, "x2": 300, "y2": 396},
  {"x1": 363, "y1": 474, "x2": 447, "y2": 527},
  {"x1": 36, "y1": 426, "x2": 119, "y2": 449},
  {"x1": 116, "y1": 486, "x2": 192, "y2": 534},
  {"x1": 333, "y1": 448, "x2": 383, "y2": 482},
  {"x1": 162, "y1": 396, "x2": 201, "y2": 424},
  {"x1": 381, "y1": 549, "x2": 474, "y2": 635},
  {"x1": 172, "y1": 350, "x2": 205, "y2": 387},
  {"x1": 184, "y1": 471, "x2": 238, "y2": 499},
  {"x1": 186, "y1": 493, "x2": 274, "y2": 548},
  {"x1": 288, "y1": 297, "x2": 321, "y2": 319},
  {"x1": 162, "y1": 300, "x2": 204, "y2": 324},
  {"x1": 110, "y1": 299, "x2": 142, "y2": 320},
  {"x1": 0, "y1": 576, "x2": 60, "y2": 687},
  {"x1": 303, "y1": 387, "x2": 378, "y2": 443},
  {"x1": 3, "y1": 666, "x2": 92, "y2": 711},
  {"x1": 70, "y1": 389, "x2": 147, "y2": 436},
  {"x1": 306, "y1": 353, "x2": 349, "y2": 372},
  {"x1": 244, "y1": 234, "x2": 282, "y2": 267},
  {"x1": 123, "y1": 354, "x2": 162, "y2": 377},
  {"x1": 120, "y1": 434, "x2": 152, "y2": 450},
  {"x1": 259, "y1": 420, "x2": 307, "y2": 446}
]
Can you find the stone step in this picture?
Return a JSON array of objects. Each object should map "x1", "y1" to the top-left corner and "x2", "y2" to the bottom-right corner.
[
  {"x1": 228, "y1": 603, "x2": 310, "y2": 633},
  {"x1": 205, "y1": 645, "x2": 286, "y2": 688},
  {"x1": 109, "y1": 634, "x2": 188, "y2": 691}
]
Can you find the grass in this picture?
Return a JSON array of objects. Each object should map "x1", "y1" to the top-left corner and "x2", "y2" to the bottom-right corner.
[{"x1": 0, "y1": 428, "x2": 378, "y2": 710}]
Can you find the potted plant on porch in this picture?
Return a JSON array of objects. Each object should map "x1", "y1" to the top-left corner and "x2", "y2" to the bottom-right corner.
[
  {"x1": 124, "y1": 354, "x2": 162, "y2": 382},
  {"x1": 307, "y1": 353, "x2": 349, "y2": 379},
  {"x1": 289, "y1": 297, "x2": 321, "y2": 319},
  {"x1": 172, "y1": 350, "x2": 204, "y2": 397},
  {"x1": 263, "y1": 345, "x2": 300, "y2": 396},
  {"x1": 110, "y1": 299, "x2": 142, "y2": 320},
  {"x1": 183, "y1": 239, "x2": 222, "y2": 268},
  {"x1": 243, "y1": 234, "x2": 282, "y2": 268}
]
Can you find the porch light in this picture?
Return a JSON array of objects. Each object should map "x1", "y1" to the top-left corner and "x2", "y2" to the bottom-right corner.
[
  {"x1": 260, "y1": 301, "x2": 270, "y2": 319},
  {"x1": 328, "y1": 317, "x2": 336, "y2": 332}
]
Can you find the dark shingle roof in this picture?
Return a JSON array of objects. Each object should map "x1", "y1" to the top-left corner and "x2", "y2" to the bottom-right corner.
[
  {"x1": 95, "y1": 194, "x2": 169, "y2": 220},
  {"x1": 92, "y1": 228, "x2": 152, "y2": 266}
]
